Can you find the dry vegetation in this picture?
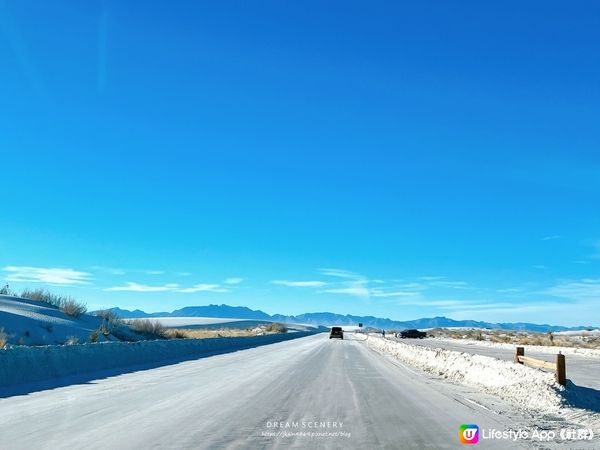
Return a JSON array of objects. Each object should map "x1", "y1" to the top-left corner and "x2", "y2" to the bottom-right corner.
[
  {"x1": 60, "y1": 298, "x2": 87, "y2": 318},
  {"x1": 0, "y1": 328, "x2": 7, "y2": 349},
  {"x1": 166, "y1": 328, "x2": 257, "y2": 339},
  {"x1": 428, "y1": 328, "x2": 600, "y2": 349},
  {"x1": 65, "y1": 336, "x2": 79, "y2": 345},
  {"x1": 95, "y1": 309, "x2": 123, "y2": 334},
  {"x1": 20, "y1": 288, "x2": 64, "y2": 307},
  {"x1": 164, "y1": 322, "x2": 289, "y2": 339},
  {"x1": 89, "y1": 330, "x2": 99, "y2": 343},
  {"x1": 2, "y1": 284, "x2": 291, "y2": 346},
  {"x1": 264, "y1": 322, "x2": 288, "y2": 333},
  {"x1": 19, "y1": 288, "x2": 87, "y2": 318},
  {"x1": 128, "y1": 319, "x2": 169, "y2": 339},
  {"x1": 0, "y1": 284, "x2": 14, "y2": 296}
]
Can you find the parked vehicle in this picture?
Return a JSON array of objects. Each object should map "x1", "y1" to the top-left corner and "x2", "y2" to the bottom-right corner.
[
  {"x1": 398, "y1": 329, "x2": 427, "y2": 339},
  {"x1": 329, "y1": 326, "x2": 344, "y2": 339}
]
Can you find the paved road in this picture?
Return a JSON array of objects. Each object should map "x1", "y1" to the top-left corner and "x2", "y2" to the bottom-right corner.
[
  {"x1": 392, "y1": 337, "x2": 600, "y2": 391},
  {"x1": 0, "y1": 334, "x2": 574, "y2": 450}
]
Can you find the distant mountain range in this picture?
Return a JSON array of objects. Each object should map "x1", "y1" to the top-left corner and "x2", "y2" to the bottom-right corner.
[
  {"x1": 100, "y1": 304, "x2": 595, "y2": 333},
  {"x1": 107, "y1": 305, "x2": 272, "y2": 320}
]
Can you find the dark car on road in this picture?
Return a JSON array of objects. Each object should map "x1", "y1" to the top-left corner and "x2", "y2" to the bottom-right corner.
[
  {"x1": 398, "y1": 329, "x2": 427, "y2": 339},
  {"x1": 329, "y1": 327, "x2": 344, "y2": 339}
]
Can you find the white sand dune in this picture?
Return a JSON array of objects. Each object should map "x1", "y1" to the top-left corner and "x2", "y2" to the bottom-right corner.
[{"x1": 0, "y1": 295, "x2": 106, "y2": 346}]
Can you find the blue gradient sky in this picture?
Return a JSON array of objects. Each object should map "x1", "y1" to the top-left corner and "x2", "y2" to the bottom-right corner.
[{"x1": 1, "y1": 1, "x2": 599, "y2": 325}]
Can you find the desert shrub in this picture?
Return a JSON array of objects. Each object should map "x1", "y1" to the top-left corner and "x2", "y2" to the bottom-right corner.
[
  {"x1": 129, "y1": 319, "x2": 168, "y2": 339},
  {"x1": 0, "y1": 328, "x2": 7, "y2": 348},
  {"x1": 89, "y1": 330, "x2": 99, "y2": 343},
  {"x1": 65, "y1": 336, "x2": 79, "y2": 345},
  {"x1": 0, "y1": 284, "x2": 15, "y2": 296},
  {"x1": 425, "y1": 327, "x2": 600, "y2": 349},
  {"x1": 264, "y1": 322, "x2": 287, "y2": 333},
  {"x1": 167, "y1": 329, "x2": 187, "y2": 339},
  {"x1": 96, "y1": 309, "x2": 122, "y2": 324},
  {"x1": 109, "y1": 326, "x2": 138, "y2": 342},
  {"x1": 60, "y1": 297, "x2": 87, "y2": 318},
  {"x1": 21, "y1": 288, "x2": 64, "y2": 308},
  {"x1": 19, "y1": 289, "x2": 88, "y2": 318},
  {"x1": 519, "y1": 335, "x2": 544, "y2": 346},
  {"x1": 96, "y1": 309, "x2": 122, "y2": 334},
  {"x1": 170, "y1": 328, "x2": 257, "y2": 339}
]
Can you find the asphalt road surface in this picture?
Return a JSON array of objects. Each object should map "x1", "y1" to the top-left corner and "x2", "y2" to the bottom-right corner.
[{"x1": 0, "y1": 334, "x2": 576, "y2": 449}]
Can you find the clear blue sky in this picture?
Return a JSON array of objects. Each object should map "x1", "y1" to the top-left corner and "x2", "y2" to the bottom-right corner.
[{"x1": 1, "y1": 1, "x2": 599, "y2": 326}]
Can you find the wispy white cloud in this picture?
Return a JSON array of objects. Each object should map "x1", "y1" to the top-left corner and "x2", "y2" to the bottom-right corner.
[
  {"x1": 450, "y1": 303, "x2": 569, "y2": 321},
  {"x1": 543, "y1": 278, "x2": 600, "y2": 300},
  {"x1": 313, "y1": 269, "x2": 462, "y2": 299},
  {"x1": 542, "y1": 235, "x2": 561, "y2": 241},
  {"x1": 91, "y1": 266, "x2": 196, "y2": 276},
  {"x1": 370, "y1": 290, "x2": 419, "y2": 298},
  {"x1": 370, "y1": 281, "x2": 424, "y2": 298},
  {"x1": 438, "y1": 301, "x2": 518, "y2": 311},
  {"x1": 91, "y1": 266, "x2": 169, "y2": 276},
  {"x1": 318, "y1": 268, "x2": 359, "y2": 279},
  {"x1": 105, "y1": 282, "x2": 179, "y2": 292},
  {"x1": 422, "y1": 299, "x2": 474, "y2": 307},
  {"x1": 272, "y1": 280, "x2": 327, "y2": 288},
  {"x1": 178, "y1": 283, "x2": 229, "y2": 293},
  {"x1": 532, "y1": 265, "x2": 547, "y2": 270},
  {"x1": 3, "y1": 266, "x2": 92, "y2": 285},
  {"x1": 320, "y1": 285, "x2": 370, "y2": 299},
  {"x1": 105, "y1": 281, "x2": 229, "y2": 293},
  {"x1": 224, "y1": 277, "x2": 244, "y2": 285},
  {"x1": 398, "y1": 298, "x2": 561, "y2": 316},
  {"x1": 593, "y1": 241, "x2": 600, "y2": 259},
  {"x1": 395, "y1": 282, "x2": 426, "y2": 290},
  {"x1": 428, "y1": 280, "x2": 470, "y2": 289},
  {"x1": 317, "y1": 268, "x2": 371, "y2": 298},
  {"x1": 89, "y1": 265, "x2": 126, "y2": 275}
]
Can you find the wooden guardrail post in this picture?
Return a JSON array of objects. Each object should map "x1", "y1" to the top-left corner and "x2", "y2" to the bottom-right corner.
[
  {"x1": 515, "y1": 346, "x2": 566, "y2": 386},
  {"x1": 515, "y1": 346, "x2": 524, "y2": 364},
  {"x1": 556, "y1": 352, "x2": 566, "y2": 386}
]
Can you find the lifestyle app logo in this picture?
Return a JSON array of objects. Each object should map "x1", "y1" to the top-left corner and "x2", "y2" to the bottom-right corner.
[{"x1": 460, "y1": 424, "x2": 479, "y2": 444}]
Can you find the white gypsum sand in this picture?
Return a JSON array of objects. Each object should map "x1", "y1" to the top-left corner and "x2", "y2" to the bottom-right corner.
[{"x1": 364, "y1": 334, "x2": 600, "y2": 428}]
